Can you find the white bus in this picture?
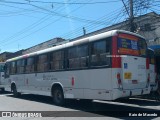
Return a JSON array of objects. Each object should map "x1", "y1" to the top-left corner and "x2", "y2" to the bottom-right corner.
[
  {"x1": 147, "y1": 48, "x2": 158, "y2": 92},
  {"x1": 4, "y1": 30, "x2": 150, "y2": 105},
  {"x1": 0, "y1": 62, "x2": 5, "y2": 92}
]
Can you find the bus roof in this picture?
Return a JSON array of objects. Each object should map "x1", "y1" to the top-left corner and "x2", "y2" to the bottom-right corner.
[
  {"x1": 6, "y1": 30, "x2": 145, "y2": 62},
  {"x1": 148, "y1": 47, "x2": 154, "y2": 51}
]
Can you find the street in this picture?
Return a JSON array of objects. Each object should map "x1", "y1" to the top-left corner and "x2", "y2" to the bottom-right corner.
[{"x1": 0, "y1": 91, "x2": 160, "y2": 120}]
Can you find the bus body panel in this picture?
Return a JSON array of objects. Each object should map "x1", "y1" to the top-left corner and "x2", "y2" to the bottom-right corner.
[
  {"x1": 83, "y1": 68, "x2": 112, "y2": 100},
  {"x1": 111, "y1": 68, "x2": 150, "y2": 100},
  {"x1": 149, "y1": 63, "x2": 158, "y2": 91},
  {"x1": 147, "y1": 48, "x2": 157, "y2": 92},
  {"x1": 5, "y1": 68, "x2": 113, "y2": 100},
  {"x1": 121, "y1": 56, "x2": 147, "y2": 89}
]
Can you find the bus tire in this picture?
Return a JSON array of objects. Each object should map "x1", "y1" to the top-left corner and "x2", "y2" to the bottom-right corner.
[
  {"x1": 12, "y1": 84, "x2": 20, "y2": 97},
  {"x1": 52, "y1": 86, "x2": 65, "y2": 106},
  {"x1": 79, "y1": 99, "x2": 93, "y2": 104},
  {"x1": 0, "y1": 88, "x2": 5, "y2": 93}
]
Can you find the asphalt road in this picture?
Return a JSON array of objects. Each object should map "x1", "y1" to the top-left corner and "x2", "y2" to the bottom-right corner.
[{"x1": 0, "y1": 91, "x2": 160, "y2": 120}]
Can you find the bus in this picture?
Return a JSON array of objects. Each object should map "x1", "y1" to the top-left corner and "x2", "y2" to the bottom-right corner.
[
  {"x1": 3, "y1": 30, "x2": 150, "y2": 105},
  {"x1": 147, "y1": 48, "x2": 158, "y2": 92},
  {"x1": 0, "y1": 62, "x2": 5, "y2": 92}
]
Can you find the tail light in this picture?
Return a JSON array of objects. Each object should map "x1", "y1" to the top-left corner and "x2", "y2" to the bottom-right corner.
[
  {"x1": 117, "y1": 73, "x2": 123, "y2": 89},
  {"x1": 71, "y1": 77, "x2": 75, "y2": 86}
]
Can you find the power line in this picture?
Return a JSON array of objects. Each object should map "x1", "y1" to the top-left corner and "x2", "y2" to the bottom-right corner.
[
  {"x1": 0, "y1": 3, "x2": 51, "y2": 16},
  {"x1": 24, "y1": 0, "x2": 119, "y2": 4},
  {"x1": 0, "y1": 0, "x2": 111, "y2": 24},
  {"x1": 61, "y1": 7, "x2": 125, "y2": 39},
  {"x1": 0, "y1": 0, "x2": 73, "y2": 45},
  {"x1": 0, "y1": 15, "x2": 51, "y2": 43},
  {"x1": 27, "y1": 3, "x2": 109, "y2": 25},
  {"x1": 0, "y1": 0, "x2": 94, "y2": 47},
  {"x1": 121, "y1": 0, "x2": 130, "y2": 17}
]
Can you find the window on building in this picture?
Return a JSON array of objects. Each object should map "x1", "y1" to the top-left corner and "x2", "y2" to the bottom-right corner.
[
  {"x1": 17, "y1": 59, "x2": 25, "y2": 74},
  {"x1": 91, "y1": 39, "x2": 110, "y2": 67},
  {"x1": 68, "y1": 44, "x2": 89, "y2": 69},
  {"x1": 37, "y1": 54, "x2": 49, "y2": 72},
  {"x1": 25, "y1": 57, "x2": 35, "y2": 73},
  {"x1": 50, "y1": 51, "x2": 64, "y2": 70}
]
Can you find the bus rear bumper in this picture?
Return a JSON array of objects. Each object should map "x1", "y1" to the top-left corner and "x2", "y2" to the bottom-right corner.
[{"x1": 112, "y1": 88, "x2": 150, "y2": 100}]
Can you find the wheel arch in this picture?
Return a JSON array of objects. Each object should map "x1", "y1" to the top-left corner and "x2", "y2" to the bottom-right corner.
[
  {"x1": 51, "y1": 82, "x2": 64, "y2": 97},
  {"x1": 11, "y1": 81, "x2": 16, "y2": 92}
]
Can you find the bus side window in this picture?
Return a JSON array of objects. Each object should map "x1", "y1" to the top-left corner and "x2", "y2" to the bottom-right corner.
[
  {"x1": 5, "y1": 63, "x2": 10, "y2": 78},
  {"x1": 10, "y1": 61, "x2": 16, "y2": 75},
  {"x1": 91, "y1": 39, "x2": 110, "y2": 67},
  {"x1": 78, "y1": 45, "x2": 89, "y2": 68},
  {"x1": 17, "y1": 59, "x2": 25, "y2": 74},
  {"x1": 37, "y1": 54, "x2": 49, "y2": 72},
  {"x1": 68, "y1": 47, "x2": 77, "y2": 69},
  {"x1": 26, "y1": 57, "x2": 35, "y2": 73},
  {"x1": 67, "y1": 45, "x2": 89, "y2": 69},
  {"x1": 50, "y1": 51, "x2": 64, "y2": 71},
  {"x1": 138, "y1": 40, "x2": 147, "y2": 56}
]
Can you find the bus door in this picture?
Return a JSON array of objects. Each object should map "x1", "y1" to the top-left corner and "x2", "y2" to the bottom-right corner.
[
  {"x1": 118, "y1": 34, "x2": 147, "y2": 89},
  {"x1": 0, "y1": 63, "x2": 5, "y2": 88},
  {"x1": 0, "y1": 71, "x2": 5, "y2": 84}
]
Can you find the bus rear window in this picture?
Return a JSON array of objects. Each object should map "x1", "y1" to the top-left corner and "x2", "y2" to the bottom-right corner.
[{"x1": 118, "y1": 34, "x2": 146, "y2": 56}]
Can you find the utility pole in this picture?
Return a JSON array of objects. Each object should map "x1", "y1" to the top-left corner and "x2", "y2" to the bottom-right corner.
[
  {"x1": 83, "y1": 27, "x2": 86, "y2": 35},
  {"x1": 130, "y1": 0, "x2": 134, "y2": 32}
]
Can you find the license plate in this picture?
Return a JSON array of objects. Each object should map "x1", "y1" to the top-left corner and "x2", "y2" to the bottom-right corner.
[
  {"x1": 132, "y1": 80, "x2": 138, "y2": 84},
  {"x1": 124, "y1": 72, "x2": 132, "y2": 79}
]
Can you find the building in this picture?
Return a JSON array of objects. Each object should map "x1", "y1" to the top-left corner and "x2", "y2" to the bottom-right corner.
[
  {"x1": 23, "y1": 37, "x2": 66, "y2": 54},
  {"x1": 0, "y1": 38, "x2": 66, "y2": 61},
  {"x1": 72, "y1": 12, "x2": 160, "y2": 46},
  {"x1": 0, "y1": 50, "x2": 24, "y2": 62},
  {"x1": 0, "y1": 52, "x2": 12, "y2": 62}
]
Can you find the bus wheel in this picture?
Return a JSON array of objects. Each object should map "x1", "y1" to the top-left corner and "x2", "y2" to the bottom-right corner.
[
  {"x1": 0, "y1": 88, "x2": 5, "y2": 93},
  {"x1": 80, "y1": 99, "x2": 92, "y2": 103},
  {"x1": 12, "y1": 85, "x2": 20, "y2": 97},
  {"x1": 52, "y1": 86, "x2": 65, "y2": 106}
]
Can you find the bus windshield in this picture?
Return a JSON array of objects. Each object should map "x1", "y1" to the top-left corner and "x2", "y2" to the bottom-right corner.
[
  {"x1": 118, "y1": 33, "x2": 147, "y2": 56},
  {"x1": 0, "y1": 64, "x2": 4, "y2": 72}
]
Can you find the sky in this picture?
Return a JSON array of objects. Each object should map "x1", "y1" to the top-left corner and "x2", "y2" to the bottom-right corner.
[{"x1": 0, "y1": 0, "x2": 159, "y2": 53}]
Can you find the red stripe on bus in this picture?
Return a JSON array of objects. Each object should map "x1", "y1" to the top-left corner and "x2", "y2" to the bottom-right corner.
[
  {"x1": 118, "y1": 33, "x2": 138, "y2": 41},
  {"x1": 112, "y1": 36, "x2": 121, "y2": 68},
  {"x1": 146, "y1": 58, "x2": 149, "y2": 69}
]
